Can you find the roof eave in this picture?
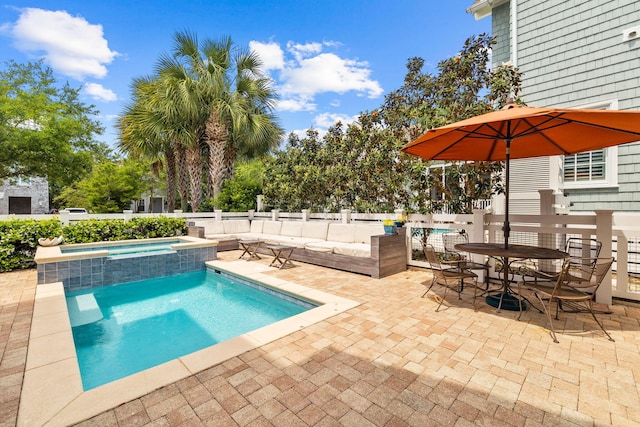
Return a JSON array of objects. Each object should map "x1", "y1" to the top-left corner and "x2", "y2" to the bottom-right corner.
[{"x1": 467, "y1": 0, "x2": 509, "y2": 21}]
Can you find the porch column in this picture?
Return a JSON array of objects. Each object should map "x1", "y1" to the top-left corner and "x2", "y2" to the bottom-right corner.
[
  {"x1": 472, "y1": 209, "x2": 487, "y2": 281},
  {"x1": 538, "y1": 189, "x2": 556, "y2": 272},
  {"x1": 595, "y1": 210, "x2": 613, "y2": 305}
]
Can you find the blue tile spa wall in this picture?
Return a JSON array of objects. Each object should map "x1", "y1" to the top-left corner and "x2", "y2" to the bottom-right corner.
[{"x1": 37, "y1": 246, "x2": 217, "y2": 291}]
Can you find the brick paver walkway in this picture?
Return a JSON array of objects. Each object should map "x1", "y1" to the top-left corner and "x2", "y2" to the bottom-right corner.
[{"x1": 2, "y1": 251, "x2": 640, "y2": 426}]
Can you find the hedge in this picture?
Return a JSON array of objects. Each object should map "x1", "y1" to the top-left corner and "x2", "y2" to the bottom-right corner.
[{"x1": 0, "y1": 217, "x2": 187, "y2": 272}]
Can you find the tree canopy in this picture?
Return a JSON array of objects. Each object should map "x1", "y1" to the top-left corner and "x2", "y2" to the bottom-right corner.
[
  {"x1": 0, "y1": 60, "x2": 107, "y2": 190},
  {"x1": 263, "y1": 34, "x2": 523, "y2": 214},
  {"x1": 54, "y1": 158, "x2": 151, "y2": 213}
]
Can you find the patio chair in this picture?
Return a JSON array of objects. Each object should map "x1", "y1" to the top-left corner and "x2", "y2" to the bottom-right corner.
[
  {"x1": 422, "y1": 244, "x2": 479, "y2": 311},
  {"x1": 518, "y1": 256, "x2": 615, "y2": 343},
  {"x1": 442, "y1": 232, "x2": 491, "y2": 287},
  {"x1": 517, "y1": 237, "x2": 603, "y2": 285}
]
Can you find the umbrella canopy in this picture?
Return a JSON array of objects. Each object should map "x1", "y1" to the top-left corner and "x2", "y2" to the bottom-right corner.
[
  {"x1": 402, "y1": 104, "x2": 640, "y2": 161},
  {"x1": 401, "y1": 103, "x2": 640, "y2": 248}
]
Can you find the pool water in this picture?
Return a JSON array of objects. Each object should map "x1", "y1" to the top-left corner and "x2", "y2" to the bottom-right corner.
[
  {"x1": 66, "y1": 269, "x2": 314, "y2": 390},
  {"x1": 60, "y1": 240, "x2": 181, "y2": 257}
]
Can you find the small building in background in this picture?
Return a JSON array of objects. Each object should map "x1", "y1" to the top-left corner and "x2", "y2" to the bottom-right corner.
[
  {"x1": 0, "y1": 176, "x2": 49, "y2": 214},
  {"x1": 131, "y1": 195, "x2": 165, "y2": 213}
]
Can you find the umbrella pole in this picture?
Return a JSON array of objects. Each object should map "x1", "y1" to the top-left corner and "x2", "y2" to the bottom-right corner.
[
  {"x1": 498, "y1": 138, "x2": 512, "y2": 312},
  {"x1": 503, "y1": 138, "x2": 511, "y2": 249}
]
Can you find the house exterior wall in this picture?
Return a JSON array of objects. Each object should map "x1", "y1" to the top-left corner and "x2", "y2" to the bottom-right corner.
[
  {"x1": 487, "y1": 0, "x2": 640, "y2": 212},
  {"x1": 0, "y1": 177, "x2": 49, "y2": 215}
]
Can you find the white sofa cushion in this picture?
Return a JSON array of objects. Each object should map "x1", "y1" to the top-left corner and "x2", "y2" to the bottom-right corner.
[
  {"x1": 332, "y1": 242, "x2": 371, "y2": 257},
  {"x1": 203, "y1": 233, "x2": 237, "y2": 241},
  {"x1": 203, "y1": 221, "x2": 225, "y2": 235},
  {"x1": 354, "y1": 224, "x2": 384, "y2": 244},
  {"x1": 304, "y1": 241, "x2": 334, "y2": 252},
  {"x1": 223, "y1": 220, "x2": 250, "y2": 234},
  {"x1": 326, "y1": 223, "x2": 356, "y2": 243},
  {"x1": 280, "y1": 221, "x2": 303, "y2": 237},
  {"x1": 262, "y1": 221, "x2": 282, "y2": 235},
  {"x1": 250, "y1": 220, "x2": 264, "y2": 233},
  {"x1": 301, "y1": 222, "x2": 329, "y2": 240},
  {"x1": 263, "y1": 236, "x2": 324, "y2": 248}
]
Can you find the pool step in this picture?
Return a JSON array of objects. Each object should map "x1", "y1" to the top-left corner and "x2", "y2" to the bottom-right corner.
[{"x1": 67, "y1": 294, "x2": 103, "y2": 326}]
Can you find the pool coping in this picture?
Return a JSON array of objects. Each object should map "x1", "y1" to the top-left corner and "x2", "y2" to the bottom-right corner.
[{"x1": 18, "y1": 259, "x2": 359, "y2": 427}]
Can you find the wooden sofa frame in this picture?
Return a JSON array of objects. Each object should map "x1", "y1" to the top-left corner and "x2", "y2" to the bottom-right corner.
[{"x1": 188, "y1": 224, "x2": 407, "y2": 279}]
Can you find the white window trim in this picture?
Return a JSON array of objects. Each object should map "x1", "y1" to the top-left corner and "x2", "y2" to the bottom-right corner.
[
  {"x1": 563, "y1": 147, "x2": 618, "y2": 189},
  {"x1": 563, "y1": 99, "x2": 619, "y2": 190}
]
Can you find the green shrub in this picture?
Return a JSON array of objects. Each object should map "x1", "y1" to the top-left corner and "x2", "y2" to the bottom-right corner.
[
  {"x1": 0, "y1": 219, "x2": 63, "y2": 272},
  {"x1": 62, "y1": 217, "x2": 187, "y2": 243},
  {"x1": 0, "y1": 217, "x2": 187, "y2": 272}
]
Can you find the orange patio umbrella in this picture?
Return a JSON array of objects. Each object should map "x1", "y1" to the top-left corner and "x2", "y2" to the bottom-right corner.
[{"x1": 401, "y1": 103, "x2": 640, "y2": 248}]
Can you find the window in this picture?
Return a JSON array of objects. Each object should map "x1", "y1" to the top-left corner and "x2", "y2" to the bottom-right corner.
[
  {"x1": 564, "y1": 149, "x2": 605, "y2": 182},
  {"x1": 563, "y1": 146, "x2": 617, "y2": 189},
  {"x1": 563, "y1": 100, "x2": 619, "y2": 189}
]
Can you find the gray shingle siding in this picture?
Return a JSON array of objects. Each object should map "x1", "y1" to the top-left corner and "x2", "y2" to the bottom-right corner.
[
  {"x1": 492, "y1": 3, "x2": 511, "y2": 65},
  {"x1": 491, "y1": 0, "x2": 640, "y2": 212}
]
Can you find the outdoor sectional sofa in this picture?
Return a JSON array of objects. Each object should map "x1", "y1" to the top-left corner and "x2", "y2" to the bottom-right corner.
[{"x1": 187, "y1": 219, "x2": 406, "y2": 278}]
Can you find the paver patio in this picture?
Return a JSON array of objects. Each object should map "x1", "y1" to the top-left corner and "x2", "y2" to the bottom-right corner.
[{"x1": 2, "y1": 250, "x2": 640, "y2": 426}]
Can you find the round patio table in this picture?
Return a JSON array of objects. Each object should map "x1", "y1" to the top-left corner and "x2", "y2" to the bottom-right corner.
[{"x1": 455, "y1": 243, "x2": 568, "y2": 311}]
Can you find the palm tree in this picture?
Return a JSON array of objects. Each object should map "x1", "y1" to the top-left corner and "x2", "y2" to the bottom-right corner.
[
  {"x1": 169, "y1": 32, "x2": 283, "y2": 203},
  {"x1": 118, "y1": 75, "x2": 194, "y2": 212},
  {"x1": 119, "y1": 31, "x2": 282, "y2": 212}
]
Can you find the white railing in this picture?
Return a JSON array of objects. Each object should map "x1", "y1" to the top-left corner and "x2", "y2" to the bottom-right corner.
[
  {"x1": 3, "y1": 207, "x2": 640, "y2": 303},
  {"x1": 405, "y1": 209, "x2": 640, "y2": 304}
]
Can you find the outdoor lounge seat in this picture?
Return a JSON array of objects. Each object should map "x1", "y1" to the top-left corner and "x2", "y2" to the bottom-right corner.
[
  {"x1": 517, "y1": 256, "x2": 615, "y2": 343},
  {"x1": 422, "y1": 244, "x2": 479, "y2": 311}
]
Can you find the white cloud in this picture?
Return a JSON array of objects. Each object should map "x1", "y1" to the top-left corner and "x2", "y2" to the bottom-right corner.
[
  {"x1": 8, "y1": 8, "x2": 119, "y2": 80},
  {"x1": 286, "y1": 41, "x2": 323, "y2": 62},
  {"x1": 280, "y1": 53, "x2": 383, "y2": 99},
  {"x1": 84, "y1": 83, "x2": 117, "y2": 101},
  {"x1": 289, "y1": 128, "x2": 328, "y2": 140},
  {"x1": 313, "y1": 112, "x2": 359, "y2": 129},
  {"x1": 275, "y1": 97, "x2": 316, "y2": 112},
  {"x1": 250, "y1": 39, "x2": 383, "y2": 113},
  {"x1": 249, "y1": 40, "x2": 284, "y2": 71}
]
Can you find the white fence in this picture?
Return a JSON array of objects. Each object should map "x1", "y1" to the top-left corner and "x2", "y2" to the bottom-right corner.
[{"x1": 3, "y1": 207, "x2": 640, "y2": 304}]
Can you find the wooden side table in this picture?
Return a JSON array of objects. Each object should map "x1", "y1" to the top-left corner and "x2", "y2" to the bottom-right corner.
[
  {"x1": 239, "y1": 240, "x2": 262, "y2": 260},
  {"x1": 265, "y1": 244, "x2": 295, "y2": 269}
]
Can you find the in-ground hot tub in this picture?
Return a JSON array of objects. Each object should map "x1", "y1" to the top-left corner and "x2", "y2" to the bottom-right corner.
[{"x1": 35, "y1": 236, "x2": 218, "y2": 291}]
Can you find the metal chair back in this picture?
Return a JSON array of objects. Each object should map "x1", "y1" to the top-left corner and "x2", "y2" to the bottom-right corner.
[
  {"x1": 442, "y1": 233, "x2": 468, "y2": 260},
  {"x1": 565, "y1": 238, "x2": 602, "y2": 260}
]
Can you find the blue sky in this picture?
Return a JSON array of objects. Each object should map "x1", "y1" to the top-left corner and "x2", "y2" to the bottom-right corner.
[{"x1": 0, "y1": 1, "x2": 490, "y2": 150}]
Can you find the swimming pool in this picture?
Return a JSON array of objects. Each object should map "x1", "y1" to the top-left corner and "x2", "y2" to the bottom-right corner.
[
  {"x1": 67, "y1": 268, "x2": 315, "y2": 390},
  {"x1": 21, "y1": 260, "x2": 359, "y2": 426}
]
